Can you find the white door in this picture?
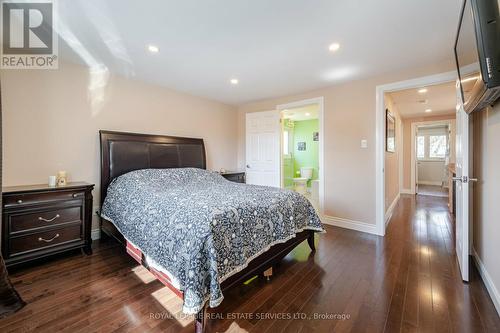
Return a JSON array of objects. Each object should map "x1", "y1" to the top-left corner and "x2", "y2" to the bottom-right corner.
[
  {"x1": 246, "y1": 111, "x2": 281, "y2": 187},
  {"x1": 454, "y1": 88, "x2": 471, "y2": 282}
]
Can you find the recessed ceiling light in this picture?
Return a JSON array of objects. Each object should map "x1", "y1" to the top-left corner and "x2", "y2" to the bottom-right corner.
[
  {"x1": 328, "y1": 43, "x2": 340, "y2": 52},
  {"x1": 425, "y1": 109, "x2": 432, "y2": 113},
  {"x1": 147, "y1": 45, "x2": 159, "y2": 53},
  {"x1": 230, "y1": 78, "x2": 239, "y2": 85},
  {"x1": 305, "y1": 112, "x2": 311, "y2": 116},
  {"x1": 418, "y1": 88, "x2": 428, "y2": 94}
]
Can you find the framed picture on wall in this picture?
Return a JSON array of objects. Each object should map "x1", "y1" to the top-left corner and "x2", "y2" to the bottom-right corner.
[{"x1": 386, "y1": 109, "x2": 395, "y2": 153}]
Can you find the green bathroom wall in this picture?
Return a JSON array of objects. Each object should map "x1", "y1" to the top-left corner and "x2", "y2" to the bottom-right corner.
[{"x1": 293, "y1": 119, "x2": 319, "y2": 185}]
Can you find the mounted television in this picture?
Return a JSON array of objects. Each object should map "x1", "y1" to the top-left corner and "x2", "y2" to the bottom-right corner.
[{"x1": 454, "y1": 0, "x2": 500, "y2": 113}]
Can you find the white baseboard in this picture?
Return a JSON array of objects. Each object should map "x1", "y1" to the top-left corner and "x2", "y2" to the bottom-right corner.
[
  {"x1": 472, "y1": 247, "x2": 500, "y2": 316},
  {"x1": 91, "y1": 229, "x2": 101, "y2": 240},
  {"x1": 418, "y1": 181, "x2": 442, "y2": 186},
  {"x1": 321, "y1": 215, "x2": 378, "y2": 235},
  {"x1": 400, "y1": 188, "x2": 414, "y2": 195},
  {"x1": 385, "y1": 193, "x2": 400, "y2": 226}
]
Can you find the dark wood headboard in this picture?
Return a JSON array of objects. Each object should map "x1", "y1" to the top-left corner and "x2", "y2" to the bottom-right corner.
[{"x1": 99, "y1": 130, "x2": 206, "y2": 205}]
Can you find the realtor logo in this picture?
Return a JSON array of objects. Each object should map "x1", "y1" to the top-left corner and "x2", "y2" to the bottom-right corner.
[{"x1": 1, "y1": 0, "x2": 58, "y2": 69}]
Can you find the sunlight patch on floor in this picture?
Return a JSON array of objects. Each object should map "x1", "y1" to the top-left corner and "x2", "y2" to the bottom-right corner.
[
  {"x1": 151, "y1": 287, "x2": 193, "y2": 327},
  {"x1": 223, "y1": 321, "x2": 249, "y2": 333},
  {"x1": 132, "y1": 265, "x2": 157, "y2": 284}
]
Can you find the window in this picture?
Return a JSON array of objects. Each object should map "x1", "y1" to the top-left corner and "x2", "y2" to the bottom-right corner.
[
  {"x1": 416, "y1": 129, "x2": 448, "y2": 160},
  {"x1": 417, "y1": 136, "x2": 425, "y2": 159},
  {"x1": 283, "y1": 130, "x2": 290, "y2": 155},
  {"x1": 429, "y1": 135, "x2": 447, "y2": 158}
]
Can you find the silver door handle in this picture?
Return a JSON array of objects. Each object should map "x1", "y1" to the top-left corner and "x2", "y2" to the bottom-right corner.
[
  {"x1": 453, "y1": 176, "x2": 479, "y2": 183},
  {"x1": 246, "y1": 164, "x2": 251, "y2": 168}
]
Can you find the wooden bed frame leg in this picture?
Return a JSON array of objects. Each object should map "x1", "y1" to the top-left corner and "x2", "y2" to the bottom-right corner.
[
  {"x1": 307, "y1": 232, "x2": 316, "y2": 252},
  {"x1": 263, "y1": 267, "x2": 273, "y2": 281},
  {"x1": 195, "y1": 305, "x2": 206, "y2": 333}
]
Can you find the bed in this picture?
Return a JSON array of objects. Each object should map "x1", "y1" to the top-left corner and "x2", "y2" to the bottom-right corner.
[{"x1": 99, "y1": 130, "x2": 324, "y2": 332}]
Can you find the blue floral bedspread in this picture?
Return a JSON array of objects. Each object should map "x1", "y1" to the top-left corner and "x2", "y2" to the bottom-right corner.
[{"x1": 101, "y1": 168, "x2": 324, "y2": 313}]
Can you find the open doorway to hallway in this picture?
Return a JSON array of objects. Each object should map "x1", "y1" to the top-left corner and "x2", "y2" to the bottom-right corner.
[{"x1": 383, "y1": 79, "x2": 457, "y2": 223}]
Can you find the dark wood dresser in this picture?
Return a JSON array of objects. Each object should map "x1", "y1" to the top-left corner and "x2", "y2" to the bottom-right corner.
[
  {"x1": 1, "y1": 182, "x2": 94, "y2": 267},
  {"x1": 220, "y1": 171, "x2": 246, "y2": 183}
]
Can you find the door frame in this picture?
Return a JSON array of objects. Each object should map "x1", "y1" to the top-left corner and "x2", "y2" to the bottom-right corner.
[
  {"x1": 375, "y1": 70, "x2": 458, "y2": 236},
  {"x1": 410, "y1": 119, "x2": 453, "y2": 195},
  {"x1": 276, "y1": 97, "x2": 325, "y2": 215}
]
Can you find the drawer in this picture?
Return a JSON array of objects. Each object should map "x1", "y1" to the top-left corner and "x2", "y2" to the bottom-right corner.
[
  {"x1": 9, "y1": 224, "x2": 82, "y2": 256},
  {"x1": 9, "y1": 206, "x2": 82, "y2": 234},
  {"x1": 4, "y1": 191, "x2": 85, "y2": 208}
]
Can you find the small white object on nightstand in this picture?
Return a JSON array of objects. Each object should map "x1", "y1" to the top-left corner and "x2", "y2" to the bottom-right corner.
[{"x1": 48, "y1": 175, "x2": 56, "y2": 187}]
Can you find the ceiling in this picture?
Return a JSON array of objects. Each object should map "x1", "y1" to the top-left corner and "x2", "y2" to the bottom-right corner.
[
  {"x1": 282, "y1": 104, "x2": 319, "y2": 121},
  {"x1": 56, "y1": 0, "x2": 462, "y2": 105},
  {"x1": 388, "y1": 81, "x2": 457, "y2": 118}
]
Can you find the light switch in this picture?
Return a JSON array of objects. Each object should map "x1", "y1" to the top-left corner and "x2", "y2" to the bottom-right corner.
[{"x1": 361, "y1": 139, "x2": 368, "y2": 148}]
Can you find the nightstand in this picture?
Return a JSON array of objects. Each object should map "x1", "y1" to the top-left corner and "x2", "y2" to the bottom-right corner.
[
  {"x1": 1, "y1": 182, "x2": 94, "y2": 267},
  {"x1": 220, "y1": 171, "x2": 246, "y2": 183}
]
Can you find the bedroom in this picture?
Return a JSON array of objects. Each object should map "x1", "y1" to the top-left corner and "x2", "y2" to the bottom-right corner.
[{"x1": 1, "y1": 0, "x2": 500, "y2": 332}]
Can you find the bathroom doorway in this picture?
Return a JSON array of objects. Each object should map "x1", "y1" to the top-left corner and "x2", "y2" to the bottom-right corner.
[{"x1": 277, "y1": 97, "x2": 324, "y2": 214}]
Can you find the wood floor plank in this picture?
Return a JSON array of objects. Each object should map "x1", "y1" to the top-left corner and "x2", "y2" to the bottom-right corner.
[{"x1": 0, "y1": 195, "x2": 499, "y2": 332}]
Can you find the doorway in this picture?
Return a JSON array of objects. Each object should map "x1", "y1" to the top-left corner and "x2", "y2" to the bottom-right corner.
[
  {"x1": 377, "y1": 71, "x2": 473, "y2": 282},
  {"x1": 413, "y1": 121, "x2": 453, "y2": 198},
  {"x1": 376, "y1": 70, "x2": 458, "y2": 236},
  {"x1": 281, "y1": 105, "x2": 320, "y2": 209},
  {"x1": 277, "y1": 97, "x2": 324, "y2": 214}
]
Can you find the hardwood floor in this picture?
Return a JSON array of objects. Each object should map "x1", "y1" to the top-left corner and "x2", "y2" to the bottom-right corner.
[{"x1": 1, "y1": 195, "x2": 499, "y2": 332}]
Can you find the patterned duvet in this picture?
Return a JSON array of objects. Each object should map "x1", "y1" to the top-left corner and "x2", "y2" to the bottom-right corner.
[{"x1": 101, "y1": 168, "x2": 324, "y2": 313}]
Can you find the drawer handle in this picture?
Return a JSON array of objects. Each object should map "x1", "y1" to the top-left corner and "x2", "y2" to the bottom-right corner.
[
  {"x1": 38, "y1": 233, "x2": 60, "y2": 243},
  {"x1": 38, "y1": 214, "x2": 60, "y2": 223},
  {"x1": 17, "y1": 199, "x2": 23, "y2": 204}
]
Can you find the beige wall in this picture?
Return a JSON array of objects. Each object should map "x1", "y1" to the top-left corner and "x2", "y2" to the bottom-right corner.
[
  {"x1": 237, "y1": 60, "x2": 455, "y2": 224},
  {"x1": 401, "y1": 114, "x2": 456, "y2": 190},
  {"x1": 384, "y1": 94, "x2": 402, "y2": 212},
  {"x1": 1, "y1": 62, "x2": 238, "y2": 228},
  {"x1": 472, "y1": 103, "x2": 500, "y2": 314}
]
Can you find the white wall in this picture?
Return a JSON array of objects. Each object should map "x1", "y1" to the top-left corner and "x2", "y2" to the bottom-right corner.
[
  {"x1": 418, "y1": 161, "x2": 446, "y2": 185},
  {"x1": 1, "y1": 61, "x2": 238, "y2": 229},
  {"x1": 472, "y1": 103, "x2": 500, "y2": 315}
]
